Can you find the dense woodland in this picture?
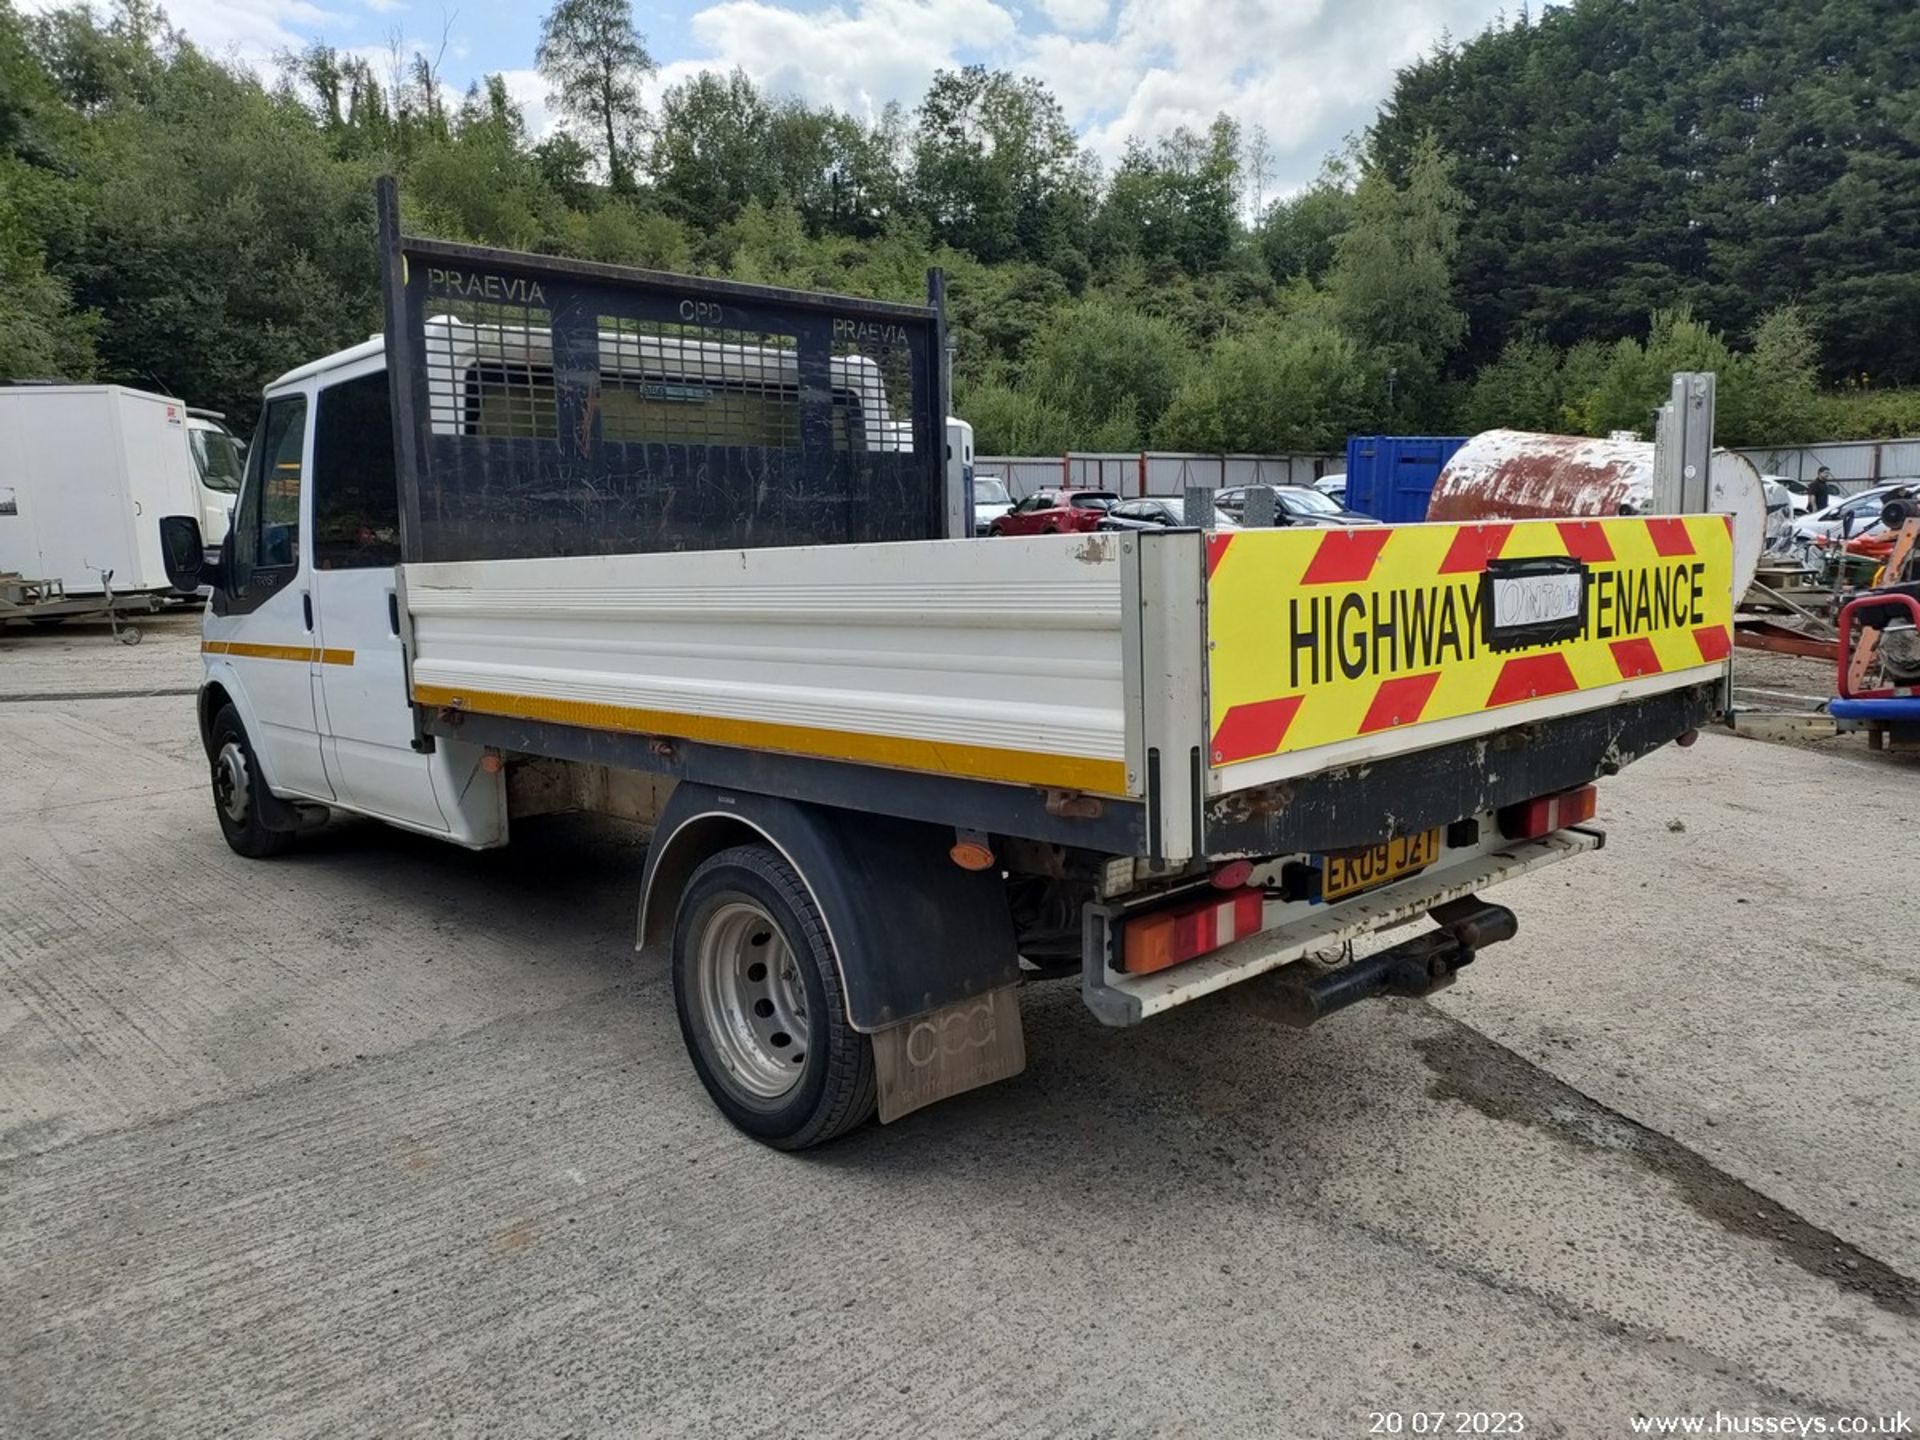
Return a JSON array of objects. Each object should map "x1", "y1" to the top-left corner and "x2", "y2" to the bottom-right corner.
[{"x1": 3, "y1": 0, "x2": 1918, "y2": 452}]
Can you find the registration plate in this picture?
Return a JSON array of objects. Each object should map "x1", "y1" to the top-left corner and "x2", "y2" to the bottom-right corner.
[{"x1": 1321, "y1": 828, "x2": 1442, "y2": 902}]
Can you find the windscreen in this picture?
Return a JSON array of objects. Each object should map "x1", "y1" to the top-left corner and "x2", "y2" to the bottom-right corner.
[
  {"x1": 1278, "y1": 486, "x2": 1342, "y2": 517},
  {"x1": 190, "y1": 426, "x2": 245, "y2": 494}
]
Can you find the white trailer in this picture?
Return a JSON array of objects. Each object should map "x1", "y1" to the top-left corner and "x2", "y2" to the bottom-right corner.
[
  {"x1": 0, "y1": 383, "x2": 238, "y2": 601},
  {"x1": 154, "y1": 192, "x2": 1738, "y2": 1149}
]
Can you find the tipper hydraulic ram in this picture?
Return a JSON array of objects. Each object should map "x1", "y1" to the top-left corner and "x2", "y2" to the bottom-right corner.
[{"x1": 158, "y1": 179, "x2": 1735, "y2": 1148}]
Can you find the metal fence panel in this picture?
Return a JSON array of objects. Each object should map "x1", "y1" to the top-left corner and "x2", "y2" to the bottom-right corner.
[
  {"x1": 979, "y1": 450, "x2": 1340, "y2": 500},
  {"x1": 1731, "y1": 437, "x2": 1920, "y2": 495},
  {"x1": 973, "y1": 456, "x2": 1064, "y2": 499}
]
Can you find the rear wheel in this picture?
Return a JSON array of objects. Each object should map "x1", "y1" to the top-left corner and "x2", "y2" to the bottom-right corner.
[
  {"x1": 208, "y1": 704, "x2": 294, "y2": 859},
  {"x1": 672, "y1": 844, "x2": 876, "y2": 1149}
]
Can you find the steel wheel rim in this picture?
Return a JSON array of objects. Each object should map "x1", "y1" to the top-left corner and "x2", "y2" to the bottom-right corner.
[
  {"x1": 692, "y1": 899, "x2": 810, "y2": 1103},
  {"x1": 214, "y1": 741, "x2": 250, "y2": 824}
]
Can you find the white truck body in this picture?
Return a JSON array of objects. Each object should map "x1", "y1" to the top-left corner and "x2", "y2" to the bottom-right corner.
[{"x1": 0, "y1": 384, "x2": 211, "y2": 596}]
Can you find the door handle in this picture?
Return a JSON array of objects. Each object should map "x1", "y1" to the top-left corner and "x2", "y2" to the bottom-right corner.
[
  {"x1": 388, "y1": 591, "x2": 400, "y2": 636},
  {"x1": 302, "y1": 592, "x2": 313, "y2": 631}
]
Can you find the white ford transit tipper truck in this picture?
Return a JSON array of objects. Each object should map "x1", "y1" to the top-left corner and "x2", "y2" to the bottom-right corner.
[{"x1": 155, "y1": 182, "x2": 1736, "y2": 1148}]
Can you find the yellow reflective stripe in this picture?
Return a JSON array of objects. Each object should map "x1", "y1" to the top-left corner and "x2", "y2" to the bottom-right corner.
[
  {"x1": 202, "y1": 640, "x2": 354, "y2": 666},
  {"x1": 410, "y1": 682, "x2": 1129, "y2": 796}
]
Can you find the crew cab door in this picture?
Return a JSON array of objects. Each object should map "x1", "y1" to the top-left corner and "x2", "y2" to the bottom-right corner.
[
  {"x1": 307, "y1": 366, "x2": 447, "y2": 833},
  {"x1": 205, "y1": 392, "x2": 334, "y2": 802}
]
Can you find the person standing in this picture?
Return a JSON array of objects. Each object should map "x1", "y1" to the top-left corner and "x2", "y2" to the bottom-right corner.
[{"x1": 1811, "y1": 465, "x2": 1834, "y2": 512}]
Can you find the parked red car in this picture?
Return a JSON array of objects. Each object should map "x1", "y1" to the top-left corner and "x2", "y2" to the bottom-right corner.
[{"x1": 987, "y1": 488, "x2": 1119, "y2": 536}]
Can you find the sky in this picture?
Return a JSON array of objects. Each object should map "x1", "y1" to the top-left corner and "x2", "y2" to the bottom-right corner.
[{"x1": 49, "y1": 0, "x2": 1514, "y2": 197}]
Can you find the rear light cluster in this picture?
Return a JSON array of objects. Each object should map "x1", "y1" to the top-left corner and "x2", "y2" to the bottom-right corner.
[
  {"x1": 1496, "y1": 784, "x2": 1596, "y2": 841},
  {"x1": 1123, "y1": 888, "x2": 1263, "y2": 975}
]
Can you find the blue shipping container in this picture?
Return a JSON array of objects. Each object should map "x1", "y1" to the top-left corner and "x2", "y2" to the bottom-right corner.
[{"x1": 1345, "y1": 435, "x2": 1469, "y2": 524}]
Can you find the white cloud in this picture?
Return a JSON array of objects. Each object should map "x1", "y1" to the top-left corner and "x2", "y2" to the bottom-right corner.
[
  {"x1": 658, "y1": 0, "x2": 1498, "y2": 195},
  {"x1": 1014, "y1": 0, "x2": 1498, "y2": 191},
  {"x1": 684, "y1": 0, "x2": 1022, "y2": 121},
  {"x1": 497, "y1": 66, "x2": 555, "y2": 140},
  {"x1": 361, "y1": 0, "x2": 405, "y2": 12},
  {"x1": 1035, "y1": 0, "x2": 1110, "y2": 34}
]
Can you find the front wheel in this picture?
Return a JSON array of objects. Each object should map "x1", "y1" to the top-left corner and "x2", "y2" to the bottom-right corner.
[
  {"x1": 208, "y1": 704, "x2": 294, "y2": 859},
  {"x1": 672, "y1": 844, "x2": 877, "y2": 1149}
]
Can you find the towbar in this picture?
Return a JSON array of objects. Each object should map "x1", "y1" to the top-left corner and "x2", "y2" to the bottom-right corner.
[{"x1": 1259, "y1": 896, "x2": 1519, "y2": 1029}]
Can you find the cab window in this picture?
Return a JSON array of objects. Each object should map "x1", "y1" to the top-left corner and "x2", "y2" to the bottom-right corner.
[
  {"x1": 313, "y1": 373, "x2": 401, "y2": 568},
  {"x1": 231, "y1": 395, "x2": 307, "y2": 590}
]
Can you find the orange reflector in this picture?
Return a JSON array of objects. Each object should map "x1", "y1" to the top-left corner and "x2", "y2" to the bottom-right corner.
[
  {"x1": 1497, "y1": 784, "x2": 1597, "y2": 841},
  {"x1": 480, "y1": 752, "x2": 504, "y2": 774},
  {"x1": 1123, "y1": 888, "x2": 1265, "y2": 975},
  {"x1": 1210, "y1": 859, "x2": 1253, "y2": 890},
  {"x1": 949, "y1": 840, "x2": 996, "y2": 871}
]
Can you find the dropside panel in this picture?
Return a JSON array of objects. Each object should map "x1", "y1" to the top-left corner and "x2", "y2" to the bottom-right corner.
[{"x1": 403, "y1": 533, "x2": 1134, "y2": 797}]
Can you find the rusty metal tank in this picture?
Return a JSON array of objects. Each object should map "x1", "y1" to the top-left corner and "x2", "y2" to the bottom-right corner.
[{"x1": 1430, "y1": 429, "x2": 1765, "y2": 598}]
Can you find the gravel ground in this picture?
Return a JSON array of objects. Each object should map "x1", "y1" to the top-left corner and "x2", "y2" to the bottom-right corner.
[{"x1": 3, "y1": 613, "x2": 1917, "y2": 1438}]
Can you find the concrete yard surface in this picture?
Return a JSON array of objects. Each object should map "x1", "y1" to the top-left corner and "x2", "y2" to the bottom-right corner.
[{"x1": 2, "y1": 614, "x2": 1918, "y2": 1438}]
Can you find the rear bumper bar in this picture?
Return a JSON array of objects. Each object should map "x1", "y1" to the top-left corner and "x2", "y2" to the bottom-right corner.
[{"x1": 1081, "y1": 828, "x2": 1603, "y2": 1026}]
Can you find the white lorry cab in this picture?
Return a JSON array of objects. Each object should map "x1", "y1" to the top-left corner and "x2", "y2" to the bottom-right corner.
[
  {"x1": 184, "y1": 409, "x2": 244, "y2": 549},
  {"x1": 156, "y1": 186, "x2": 1738, "y2": 1149}
]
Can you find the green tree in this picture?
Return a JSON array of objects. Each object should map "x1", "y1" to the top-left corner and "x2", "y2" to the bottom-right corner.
[
  {"x1": 1327, "y1": 132, "x2": 1467, "y2": 426},
  {"x1": 535, "y1": 0, "x2": 654, "y2": 194},
  {"x1": 1373, "y1": 0, "x2": 1920, "y2": 384},
  {"x1": 1019, "y1": 297, "x2": 1191, "y2": 448},
  {"x1": 1097, "y1": 116, "x2": 1242, "y2": 276},
  {"x1": 1565, "y1": 308, "x2": 1734, "y2": 438},
  {"x1": 1155, "y1": 314, "x2": 1372, "y2": 452},
  {"x1": 911, "y1": 66, "x2": 1093, "y2": 265},
  {"x1": 650, "y1": 69, "x2": 772, "y2": 225},
  {"x1": 1257, "y1": 151, "x2": 1355, "y2": 284},
  {"x1": 957, "y1": 370, "x2": 1079, "y2": 455}
]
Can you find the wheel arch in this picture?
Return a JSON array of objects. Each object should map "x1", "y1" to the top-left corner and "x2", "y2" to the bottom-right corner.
[
  {"x1": 639, "y1": 783, "x2": 1020, "y2": 1033},
  {"x1": 197, "y1": 679, "x2": 235, "y2": 757}
]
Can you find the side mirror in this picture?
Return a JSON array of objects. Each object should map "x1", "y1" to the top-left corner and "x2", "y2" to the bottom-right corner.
[{"x1": 159, "y1": 515, "x2": 208, "y2": 590}]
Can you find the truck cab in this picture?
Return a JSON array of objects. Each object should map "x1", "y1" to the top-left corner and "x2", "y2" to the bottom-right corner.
[
  {"x1": 184, "y1": 410, "x2": 244, "y2": 550},
  {"x1": 197, "y1": 337, "x2": 504, "y2": 849}
]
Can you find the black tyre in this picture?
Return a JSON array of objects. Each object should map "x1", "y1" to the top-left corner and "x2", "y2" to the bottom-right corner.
[
  {"x1": 672, "y1": 844, "x2": 877, "y2": 1149},
  {"x1": 208, "y1": 704, "x2": 295, "y2": 859}
]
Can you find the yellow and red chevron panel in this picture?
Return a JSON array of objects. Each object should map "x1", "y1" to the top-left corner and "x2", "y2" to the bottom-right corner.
[{"x1": 1205, "y1": 515, "x2": 1734, "y2": 769}]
